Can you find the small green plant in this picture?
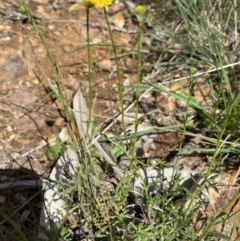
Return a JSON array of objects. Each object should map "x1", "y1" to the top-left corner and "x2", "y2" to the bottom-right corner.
[
  {"x1": 17, "y1": 0, "x2": 240, "y2": 240},
  {"x1": 46, "y1": 138, "x2": 67, "y2": 161}
]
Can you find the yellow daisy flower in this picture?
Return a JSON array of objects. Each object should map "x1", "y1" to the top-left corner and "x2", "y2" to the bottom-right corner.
[
  {"x1": 91, "y1": 0, "x2": 113, "y2": 8},
  {"x1": 83, "y1": 0, "x2": 94, "y2": 8}
]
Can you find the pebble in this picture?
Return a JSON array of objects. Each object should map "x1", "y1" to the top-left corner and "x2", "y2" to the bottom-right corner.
[
  {"x1": 14, "y1": 112, "x2": 45, "y2": 131},
  {"x1": 98, "y1": 59, "x2": 112, "y2": 71}
]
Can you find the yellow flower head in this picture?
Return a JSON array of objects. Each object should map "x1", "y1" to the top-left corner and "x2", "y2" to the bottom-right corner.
[
  {"x1": 91, "y1": 0, "x2": 113, "y2": 8},
  {"x1": 135, "y1": 5, "x2": 145, "y2": 15},
  {"x1": 190, "y1": 67, "x2": 197, "y2": 74},
  {"x1": 83, "y1": 0, "x2": 94, "y2": 8}
]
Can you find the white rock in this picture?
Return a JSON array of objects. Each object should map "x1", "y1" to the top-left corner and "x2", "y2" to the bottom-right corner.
[{"x1": 131, "y1": 167, "x2": 199, "y2": 194}]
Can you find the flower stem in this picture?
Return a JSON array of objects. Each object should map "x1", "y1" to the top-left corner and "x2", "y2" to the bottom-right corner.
[
  {"x1": 103, "y1": 8, "x2": 127, "y2": 142},
  {"x1": 86, "y1": 8, "x2": 93, "y2": 135}
]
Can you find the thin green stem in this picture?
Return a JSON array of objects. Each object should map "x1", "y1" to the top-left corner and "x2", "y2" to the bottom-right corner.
[
  {"x1": 103, "y1": 8, "x2": 127, "y2": 142},
  {"x1": 131, "y1": 14, "x2": 144, "y2": 158},
  {"x1": 86, "y1": 8, "x2": 93, "y2": 135}
]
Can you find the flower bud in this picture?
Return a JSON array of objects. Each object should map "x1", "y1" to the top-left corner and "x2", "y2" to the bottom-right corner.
[{"x1": 135, "y1": 5, "x2": 145, "y2": 15}]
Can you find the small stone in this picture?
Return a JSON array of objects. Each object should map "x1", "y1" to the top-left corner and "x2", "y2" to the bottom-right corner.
[
  {"x1": 64, "y1": 89, "x2": 74, "y2": 101},
  {"x1": 98, "y1": 60, "x2": 112, "y2": 71},
  {"x1": 55, "y1": 117, "x2": 65, "y2": 126},
  {"x1": 47, "y1": 24, "x2": 56, "y2": 30},
  {"x1": 0, "y1": 54, "x2": 27, "y2": 81},
  {"x1": 7, "y1": 125, "x2": 13, "y2": 132},
  {"x1": 142, "y1": 36, "x2": 152, "y2": 46},
  {"x1": 112, "y1": 12, "x2": 125, "y2": 28},
  {"x1": 194, "y1": 88, "x2": 210, "y2": 102},
  {"x1": 123, "y1": 78, "x2": 130, "y2": 87},
  {"x1": 0, "y1": 101, "x2": 11, "y2": 112},
  {"x1": 174, "y1": 73, "x2": 181, "y2": 78},
  {"x1": 8, "y1": 134, "x2": 16, "y2": 141},
  {"x1": 125, "y1": 57, "x2": 137, "y2": 69},
  {"x1": 8, "y1": 89, "x2": 38, "y2": 107},
  {"x1": 14, "y1": 112, "x2": 45, "y2": 131},
  {"x1": 58, "y1": 127, "x2": 69, "y2": 142}
]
